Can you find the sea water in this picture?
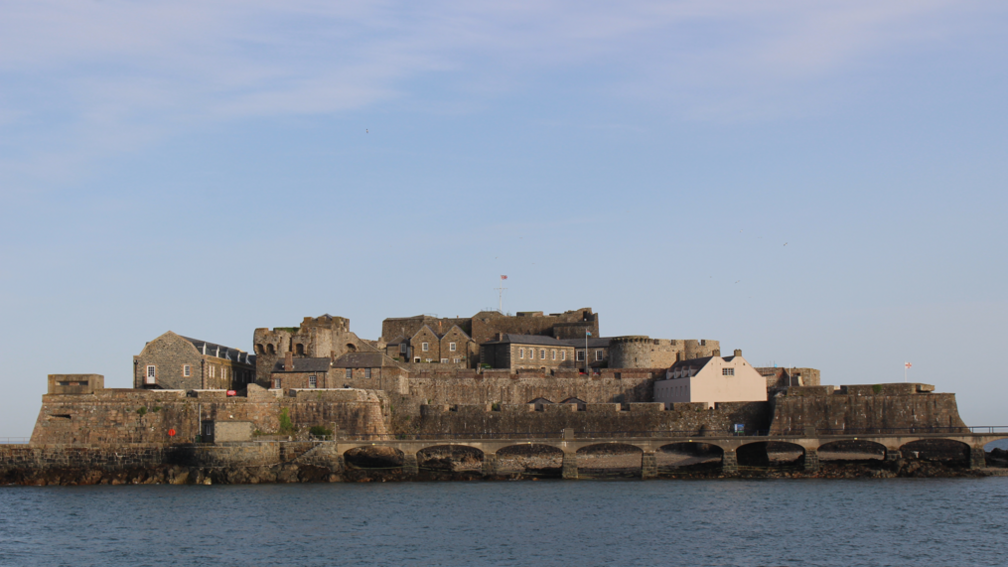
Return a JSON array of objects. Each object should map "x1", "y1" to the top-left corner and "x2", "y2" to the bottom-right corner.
[{"x1": 1, "y1": 478, "x2": 1006, "y2": 567}]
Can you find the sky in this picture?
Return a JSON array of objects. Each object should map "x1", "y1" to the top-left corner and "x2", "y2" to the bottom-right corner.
[{"x1": 1, "y1": 1, "x2": 1006, "y2": 437}]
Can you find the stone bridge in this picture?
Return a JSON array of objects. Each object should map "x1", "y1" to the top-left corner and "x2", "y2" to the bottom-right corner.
[{"x1": 331, "y1": 430, "x2": 1008, "y2": 479}]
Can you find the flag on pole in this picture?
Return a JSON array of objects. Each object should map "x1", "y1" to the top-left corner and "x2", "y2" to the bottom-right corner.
[
  {"x1": 586, "y1": 331, "x2": 591, "y2": 337},
  {"x1": 905, "y1": 362, "x2": 912, "y2": 369},
  {"x1": 500, "y1": 275, "x2": 507, "y2": 280}
]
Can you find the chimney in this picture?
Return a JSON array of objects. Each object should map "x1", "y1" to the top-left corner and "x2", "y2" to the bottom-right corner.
[
  {"x1": 497, "y1": 332, "x2": 504, "y2": 341},
  {"x1": 734, "y1": 349, "x2": 742, "y2": 357},
  {"x1": 284, "y1": 351, "x2": 293, "y2": 372}
]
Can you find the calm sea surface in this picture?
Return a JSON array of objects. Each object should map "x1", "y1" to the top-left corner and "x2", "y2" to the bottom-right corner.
[{"x1": 1, "y1": 478, "x2": 1006, "y2": 567}]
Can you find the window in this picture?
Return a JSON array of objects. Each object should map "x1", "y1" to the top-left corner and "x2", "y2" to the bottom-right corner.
[
  {"x1": 540, "y1": 349, "x2": 546, "y2": 360},
  {"x1": 422, "y1": 342, "x2": 429, "y2": 352},
  {"x1": 183, "y1": 365, "x2": 191, "y2": 377},
  {"x1": 309, "y1": 375, "x2": 317, "y2": 388},
  {"x1": 365, "y1": 368, "x2": 372, "y2": 379},
  {"x1": 400, "y1": 343, "x2": 407, "y2": 353},
  {"x1": 722, "y1": 368, "x2": 734, "y2": 376},
  {"x1": 414, "y1": 357, "x2": 421, "y2": 363},
  {"x1": 146, "y1": 365, "x2": 155, "y2": 384},
  {"x1": 576, "y1": 351, "x2": 585, "y2": 361},
  {"x1": 595, "y1": 350, "x2": 603, "y2": 361},
  {"x1": 273, "y1": 378, "x2": 281, "y2": 389},
  {"x1": 561, "y1": 351, "x2": 566, "y2": 361},
  {"x1": 453, "y1": 358, "x2": 460, "y2": 364},
  {"x1": 441, "y1": 358, "x2": 448, "y2": 364},
  {"x1": 551, "y1": 350, "x2": 556, "y2": 360},
  {"x1": 425, "y1": 358, "x2": 432, "y2": 363},
  {"x1": 519, "y1": 348, "x2": 524, "y2": 359},
  {"x1": 346, "y1": 368, "x2": 352, "y2": 379},
  {"x1": 267, "y1": 344, "x2": 276, "y2": 355},
  {"x1": 209, "y1": 366, "x2": 215, "y2": 378},
  {"x1": 449, "y1": 342, "x2": 457, "y2": 352}
]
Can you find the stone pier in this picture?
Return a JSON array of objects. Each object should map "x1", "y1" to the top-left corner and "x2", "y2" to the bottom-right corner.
[
  {"x1": 403, "y1": 452, "x2": 419, "y2": 476},
  {"x1": 721, "y1": 449, "x2": 738, "y2": 473},
  {"x1": 641, "y1": 451, "x2": 657, "y2": 479},
  {"x1": 561, "y1": 452, "x2": 578, "y2": 480}
]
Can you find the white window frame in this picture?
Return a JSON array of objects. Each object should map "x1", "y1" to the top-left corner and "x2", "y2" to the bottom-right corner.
[
  {"x1": 519, "y1": 348, "x2": 524, "y2": 359},
  {"x1": 273, "y1": 378, "x2": 281, "y2": 389},
  {"x1": 146, "y1": 365, "x2": 156, "y2": 384},
  {"x1": 309, "y1": 375, "x2": 317, "y2": 388},
  {"x1": 561, "y1": 351, "x2": 566, "y2": 361},
  {"x1": 595, "y1": 350, "x2": 603, "y2": 361},
  {"x1": 183, "y1": 364, "x2": 191, "y2": 377},
  {"x1": 414, "y1": 357, "x2": 421, "y2": 363},
  {"x1": 540, "y1": 349, "x2": 546, "y2": 360},
  {"x1": 440, "y1": 358, "x2": 448, "y2": 364},
  {"x1": 722, "y1": 368, "x2": 734, "y2": 376},
  {"x1": 346, "y1": 368, "x2": 353, "y2": 379},
  {"x1": 365, "y1": 368, "x2": 372, "y2": 378},
  {"x1": 422, "y1": 342, "x2": 429, "y2": 352},
  {"x1": 551, "y1": 350, "x2": 556, "y2": 360},
  {"x1": 576, "y1": 351, "x2": 585, "y2": 361},
  {"x1": 453, "y1": 358, "x2": 460, "y2": 364},
  {"x1": 449, "y1": 342, "x2": 457, "y2": 352}
]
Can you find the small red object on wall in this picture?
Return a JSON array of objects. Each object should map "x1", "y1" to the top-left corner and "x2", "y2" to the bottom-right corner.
[{"x1": 168, "y1": 428, "x2": 176, "y2": 437}]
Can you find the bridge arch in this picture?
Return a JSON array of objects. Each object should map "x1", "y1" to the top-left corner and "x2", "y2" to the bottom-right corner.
[
  {"x1": 656, "y1": 442, "x2": 723, "y2": 472},
  {"x1": 576, "y1": 443, "x2": 644, "y2": 478},
  {"x1": 818, "y1": 440, "x2": 886, "y2": 462},
  {"x1": 343, "y1": 446, "x2": 404, "y2": 469},
  {"x1": 735, "y1": 440, "x2": 806, "y2": 468},
  {"x1": 495, "y1": 443, "x2": 564, "y2": 476},
  {"x1": 417, "y1": 444, "x2": 485, "y2": 473},
  {"x1": 900, "y1": 439, "x2": 971, "y2": 465}
]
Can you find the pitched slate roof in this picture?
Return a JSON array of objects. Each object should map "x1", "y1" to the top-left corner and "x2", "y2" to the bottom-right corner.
[
  {"x1": 271, "y1": 357, "x2": 331, "y2": 373},
  {"x1": 180, "y1": 335, "x2": 256, "y2": 365},
  {"x1": 558, "y1": 337, "x2": 612, "y2": 349},
  {"x1": 669, "y1": 357, "x2": 715, "y2": 372},
  {"x1": 483, "y1": 334, "x2": 570, "y2": 347},
  {"x1": 332, "y1": 352, "x2": 405, "y2": 369}
]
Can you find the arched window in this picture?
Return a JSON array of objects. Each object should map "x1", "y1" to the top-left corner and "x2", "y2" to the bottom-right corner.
[
  {"x1": 296, "y1": 344, "x2": 304, "y2": 355},
  {"x1": 267, "y1": 344, "x2": 276, "y2": 355}
]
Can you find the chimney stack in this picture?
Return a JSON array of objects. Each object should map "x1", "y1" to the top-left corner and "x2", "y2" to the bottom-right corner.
[
  {"x1": 284, "y1": 351, "x2": 293, "y2": 372},
  {"x1": 734, "y1": 349, "x2": 742, "y2": 357}
]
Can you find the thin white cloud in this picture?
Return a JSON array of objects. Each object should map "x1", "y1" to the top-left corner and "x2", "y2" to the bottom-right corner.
[{"x1": 0, "y1": 0, "x2": 1000, "y2": 181}]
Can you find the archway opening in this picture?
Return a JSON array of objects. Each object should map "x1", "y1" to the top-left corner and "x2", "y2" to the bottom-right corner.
[
  {"x1": 576, "y1": 443, "x2": 643, "y2": 478},
  {"x1": 737, "y1": 441, "x2": 806, "y2": 468},
  {"x1": 344, "y1": 446, "x2": 404, "y2": 469},
  {"x1": 346, "y1": 343, "x2": 357, "y2": 353},
  {"x1": 496, "y1": 444, "x2": 564, "y2": 477},
  {"x1": 818, "y1": 440, "x2": 886, "y2": 462},
  {"x1": 417, "y1": 445, "x2": 484, "y2": 473},
  {"x1": 900, "y1": 439, "x2": 970, "y2": 466},
  {"x1": 657, "y1": 442, "x2": 724, "y2": 473}
]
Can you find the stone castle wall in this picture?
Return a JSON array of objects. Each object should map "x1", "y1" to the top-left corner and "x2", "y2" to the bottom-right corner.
[
  {"x1": 30, "y1": 388, "x2": 388, "y2": 446},
  {"x1": 408, "y1": 402, "x2": 771, "y2": 437},
  {"x1": 768, "y1": 383, "x2": 967, "y2": 434}
]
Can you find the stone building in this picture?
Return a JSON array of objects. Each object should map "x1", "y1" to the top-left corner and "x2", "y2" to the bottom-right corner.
[
  {"x1": 653, "y1": 350, "x2": 767, "y2": 405},
  {"x1": 479, "y1": 334, "x2": 577, "y2": 371},
  {"x1": 269, "y1": 353, "x2": 334, "y2": 391},
  {"x1": 331, "y1": 352, "x2": 406, "y2": 391},
  {"x1": 133, "y1": 331, "x2": 255, "y2": 390},
  {"x1": 252, "y1": 314, "x2": 376, "y2": 385},
  {"x1": 380, "y1": 308, "x2": 600, "y2": 365},
  {"x1": 757, "y1": 367, "x2": 821, "y2": 390},
  {"x1": 559, "y1": 337, "x2": 612, "y2": 370},
  {"x1": 608, "y1": 336, "x2": 720, "y2": 369}
]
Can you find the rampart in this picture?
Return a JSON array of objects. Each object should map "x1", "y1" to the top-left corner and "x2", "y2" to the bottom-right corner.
[
  {"x1": 408, "y1": 401, "x2": 770, "y2": 437},
  {"x1": 768, "y1": 383, "x2": 967, "y2": 434},
  {"x1": 30, "y1": 387, "x2": 388, "y2": 446}
]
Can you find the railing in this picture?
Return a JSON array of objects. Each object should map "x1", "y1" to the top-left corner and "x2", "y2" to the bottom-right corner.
[
  {"x1": 775, "y1": 426, "x2": 1007, "y2": 436},
  {"x1": 0, "y1": 437, "x2": 30, "y2": 444}
]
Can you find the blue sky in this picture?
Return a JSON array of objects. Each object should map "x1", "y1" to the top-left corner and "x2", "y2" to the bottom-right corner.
[{"x1": 1, "y1": 1, "x2": 1006, "y2": 436}]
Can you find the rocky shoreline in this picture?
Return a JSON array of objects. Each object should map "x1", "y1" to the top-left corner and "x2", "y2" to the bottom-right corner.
[{"x1": 3, "y1": 453, "x2": 1004, "y2": 486}]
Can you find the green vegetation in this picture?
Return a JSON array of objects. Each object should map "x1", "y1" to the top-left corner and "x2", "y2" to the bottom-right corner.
[
  {"x1": 151, "y1": 406, "x2": 162, "y2": 413},
  {"x1": 872, "y1": 384, "x2": 884, "y2": 394},
  {"x1": 309, "y1": 425, "x2": 333, "y2": 438},
  {"x1": 274, "y1": 327, "x2": 300, "y2": 334},
  {"x1": 279, "y1": 408, "x2": 294, "y2": 432},
  {"x1": 491, "y1": 402, "x2": 501, "y2": 411},
  {"x1": 481, "y1": 363, "x2": 492, "y2": 369},
  {"x1": 136, "y1": 407, "x2": 147, "y2": 417}
]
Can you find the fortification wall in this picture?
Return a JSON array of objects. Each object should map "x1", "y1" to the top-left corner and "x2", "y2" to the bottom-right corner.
[
  {"x1": 407, "y1": 402, "x2": 770, "y2": 437},
  {"x1": 768, "y1": 383, "x2": 967, "y2": 434},
  {"x1": 30, "y1": 388, "x2": 388, "y2": 445}
]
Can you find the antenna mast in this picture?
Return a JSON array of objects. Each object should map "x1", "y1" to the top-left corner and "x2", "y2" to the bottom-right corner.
[{"x1": 496, "y1": 275, "x2": 508, "y2": 313}]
